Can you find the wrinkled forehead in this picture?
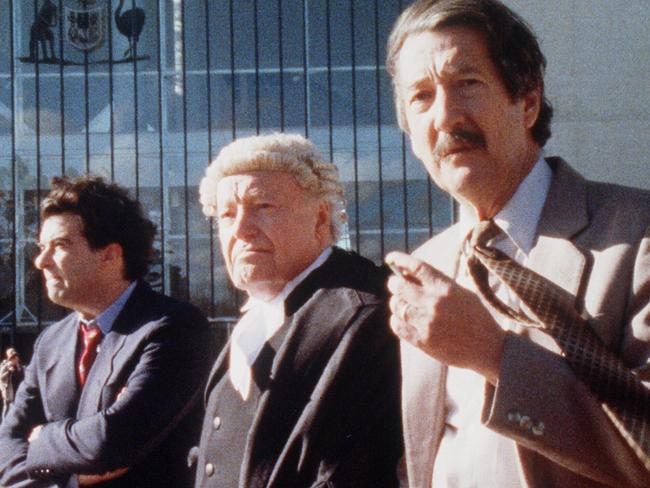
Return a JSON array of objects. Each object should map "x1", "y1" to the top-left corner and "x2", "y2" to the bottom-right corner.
[
  {"x1": 396, "y1": 26, "x2": 493, "y2": 85},
  {"x1": 216, "y1": 171, "x2": 306, "y2": 205}
]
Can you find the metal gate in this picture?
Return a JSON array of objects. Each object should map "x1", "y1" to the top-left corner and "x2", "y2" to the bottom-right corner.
[{"x1": 0, "y1": 0, "x2": 452, "y2": 353}]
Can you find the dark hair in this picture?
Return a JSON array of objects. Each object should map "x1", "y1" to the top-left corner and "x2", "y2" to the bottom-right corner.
[
  {"x1": 40, "y1": 175, "x2": 156, "y2": 281},
  {"x1": 387, "y1": 0, "x2": 553, "y2": 147}
]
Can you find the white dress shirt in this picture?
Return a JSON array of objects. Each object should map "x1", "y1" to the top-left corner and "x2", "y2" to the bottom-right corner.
[
  {"x1": 431, "y1": 158, "x2": 552, "y2": 487},
  {"x1": 229, "y1": 247, "x2": 333, "y2": 400}
]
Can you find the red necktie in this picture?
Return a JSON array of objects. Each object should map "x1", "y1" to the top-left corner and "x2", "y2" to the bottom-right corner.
[{"x1": 78, "y1": 322, "x2": 102, "y2": 386}]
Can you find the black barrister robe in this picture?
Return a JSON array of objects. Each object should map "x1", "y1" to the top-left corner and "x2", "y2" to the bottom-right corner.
[{"x1": 195, "y1": 247, "x2": 403, "y2": 488}]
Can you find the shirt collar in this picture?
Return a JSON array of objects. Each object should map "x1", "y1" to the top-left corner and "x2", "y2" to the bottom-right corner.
[
  {"x1": 459, "y1": 156, "x2": 552, "y2": 255},
  {"x1": 78, "y1": 281, "x2": 138, "y2": 335}
]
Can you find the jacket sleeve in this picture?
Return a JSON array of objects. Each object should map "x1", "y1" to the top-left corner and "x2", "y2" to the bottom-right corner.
[
  {"x1": 482, "y1": 225, "x2": 650, "y2": 487},
  {"x1": 0, "y1": 334, "x2": 62, "y2": 488},
  {"x1": 23, "y1": 306, "x2": 212, "y2": 478}
]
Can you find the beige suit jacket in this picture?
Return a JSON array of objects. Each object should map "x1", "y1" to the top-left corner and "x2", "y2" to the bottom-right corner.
[{"x1": 401, "y1": 158, "x2": 650, "y2": 488}]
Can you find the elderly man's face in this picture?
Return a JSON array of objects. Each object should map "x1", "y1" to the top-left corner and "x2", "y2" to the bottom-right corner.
[
  {"x1": 396, "y1": 26, "x2": 540, "y2": 218},
  {"x1": 216, "y1": 171, "x2": 329, "y2": 300}
]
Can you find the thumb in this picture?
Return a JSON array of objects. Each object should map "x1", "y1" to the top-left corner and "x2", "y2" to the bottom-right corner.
[{"x1": 385, "y1": 251, "x2": 438, "y2": 285}]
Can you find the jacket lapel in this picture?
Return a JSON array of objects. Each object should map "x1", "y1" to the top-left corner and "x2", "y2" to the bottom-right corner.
[
  {"x1": 87, "y1": 331, "x2": 128, "y2": 411},
  {"x1": 401, "y1": 224, "x2": 460, "y2": 488},
  {"x1": 240, "y1": 250, "x2": 367, "y2": 488},
  {"x1": 43, "y1": 314, "x2": 81, "y2": 418},
  {"x1": 240, "y1": 309, "x2": 313, "y2": 487},
  {"x1": 77, "y1": 282, "x2": 147, "y2": 413},
  {"x1": 203, "y1": 337, "x2": 231, "y2": 406},
  {"x1": 528, "y1": 158, "x2": 590, "y2": 302}
]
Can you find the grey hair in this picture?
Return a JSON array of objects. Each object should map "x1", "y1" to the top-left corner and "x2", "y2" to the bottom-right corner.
[{"x1": 199, "y1": 133, "x2": 347, "y2": 242}]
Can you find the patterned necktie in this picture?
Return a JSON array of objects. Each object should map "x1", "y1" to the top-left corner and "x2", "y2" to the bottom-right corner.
[
  {"x1": 464, "y1": 219, "x2": 650, "y2": 472},
  {"x1": 78, "y1": 322, "x2": 103, "y2": 386}
]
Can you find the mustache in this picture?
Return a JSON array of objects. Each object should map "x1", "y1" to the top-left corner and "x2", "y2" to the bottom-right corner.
[{"x1": 433, "y1": 129, "x2": 486, "y2": 159}]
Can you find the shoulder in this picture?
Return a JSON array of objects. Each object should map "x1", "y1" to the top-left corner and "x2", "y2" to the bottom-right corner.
[
  {"x1": 318, "y1": 247, "x2": 389, "y2": 307},
  {"x1": 128, "y1": 282, "x2": 206, "y2": 320},
  {"x1": 113, "y1": 282, "x2": 210, "y2": 339},
  {"x1": 303, "y1": 250, "x2": 395, "y2": 348},
  {"x1": 549, "y1": 157, "x2": 650, "y2": 238},
  {"x1": 149, "y1": 288, "x2": 207, "y2": 321},
  {"x1": 37, "y1": 312, "x2": 77, "y2": 342},
  {"x1": 585, "y1": 180, "x2": 650, "y2": 228},
  {"x1": 285, "y1": 248, "x2": 390, "y2": 337}
]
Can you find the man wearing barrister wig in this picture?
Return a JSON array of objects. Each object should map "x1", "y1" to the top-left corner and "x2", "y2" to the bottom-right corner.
[{"x1": 194, "y1": 133, "x2": 402, "y2": 488}]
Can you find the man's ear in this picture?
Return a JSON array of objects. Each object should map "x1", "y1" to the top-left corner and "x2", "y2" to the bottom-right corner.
[
  {"x1": 315, "y1": 200, "x2": 333, "y2": 245},
  {"x1": 102, "y1": 242, "x2": 124, "y2": 263},
  {"x1": 522, "y1": 86, "x2": 541, "y2": 130}
]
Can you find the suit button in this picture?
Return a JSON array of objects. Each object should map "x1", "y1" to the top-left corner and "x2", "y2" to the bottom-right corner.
[
  {"x1": 213, "y1": 416, "x2": 222, "y2": 430},
  {"x1": 532, "y1": 421, "x2": 545, "y2": 436},
  {"x1": 205, "y1": 463, "x2": 215, "y2": 477},
  {"x1": 519, "y1": 415, "x2": 533, "y2": 431},
  {"x1": 507, "y1": 410, "x2": 521, "y2": 423}
]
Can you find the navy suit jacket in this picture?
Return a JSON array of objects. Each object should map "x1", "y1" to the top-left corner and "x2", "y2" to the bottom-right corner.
[{"x1": 0, "y1": 281, "x2": 213, "y2": 488}]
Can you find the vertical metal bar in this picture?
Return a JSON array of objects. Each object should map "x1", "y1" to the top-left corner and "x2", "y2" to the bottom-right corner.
[
  {"x1": 34, "y1": 0, "x2": 43, "y2": 330},
  {"x1": 155, "y1": 0, "x2": 166, "y2": 295},
  {"x1": 180, "y1": 0, "x2": 191, "y2": 301},
  {"x1": 427, "y1": 177, "x2": 434, "y2": 236},
  {"x1": 9, "y1": 0, "x2": 16, "y2": 340},
  {"x1": 229, "y1": 0, "x2": 236, "y2": 139},
  {"x1": 396, "y1": 0, "x2": 410, "y2": 251},
  {"x1": 84, "y1": 50, "x2": 90, "y2": 173},
  {"x1": 108, "y1": 0, "x2": 116, "y2": 180},
  {"x1": 302, "y1": 0, "x2": 309, "y2": 137},
  {"x1": 228, "y1": 0, "x2": 240, "y2": 311},
  {"x1": 57, "y1": 0, "x2": 65, "y2": 175},
  {"x1": 204, "y1": 2, "x2": 214, "y2": 160},
  {"x1": 325, "y1": 0, "x2": 333, "y2": 161},
  {"x1": 131, "y1": 0, "x2": 140, "y2": 197},
  {"x1": 373, "y1": 0, "x2": 385, "y2": 257},
  {"x1": 350, "y1": 0, "x2": 360, "y2": 251},
  {"x1": 204, "y1": 0, "x2": 216, "y2": 317},
  {"x1": 451, "y1": 197, "x2": 458, "y2": 223},
  {"x1": 277, "y1": 0, "x2": 285, "y2": 131},
  {"x1": 253, "y1": 0, "x2": 260, "y2": 134},
  {"x1": 401, "y1": 132, "x2": 410, "y2": 251}
]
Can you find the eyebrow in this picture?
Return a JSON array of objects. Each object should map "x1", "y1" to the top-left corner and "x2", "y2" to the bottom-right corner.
[
  {"x1": 404, "y1": 61, "x2": 481, "y2": 90},
  {"x1": 38, "y1": 236, "x2": 72, "y2": 247},
  {"x1": 404, "y1": 78, "x2": 432, "y2": 91}
]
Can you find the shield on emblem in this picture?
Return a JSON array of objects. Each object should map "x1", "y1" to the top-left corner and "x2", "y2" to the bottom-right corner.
[{"x1": 64, "y1": 6, "x2": 105, "y2": 51}]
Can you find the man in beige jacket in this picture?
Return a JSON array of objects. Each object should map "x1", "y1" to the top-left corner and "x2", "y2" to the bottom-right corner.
[{"x1": 384, "y1": 1, "x2": 650, "y2": 486}]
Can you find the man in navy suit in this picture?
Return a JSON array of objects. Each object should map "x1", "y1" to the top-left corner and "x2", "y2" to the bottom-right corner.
[{"x1": 0, "y1": 176, "x2": 213, "y2": 487}]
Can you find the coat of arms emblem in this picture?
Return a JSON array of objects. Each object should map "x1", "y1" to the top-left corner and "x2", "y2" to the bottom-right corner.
[
  {"x1": 21, "y1": 0, "x2": 147, "y2": 64},
  {"x1": 64, "y1": 5, "x2": 105, "y2": 52}
]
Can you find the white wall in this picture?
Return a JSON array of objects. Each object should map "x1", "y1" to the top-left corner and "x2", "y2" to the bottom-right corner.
[{"x1": 506, "y1": 0, "x2": 650, "y2": 189}]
